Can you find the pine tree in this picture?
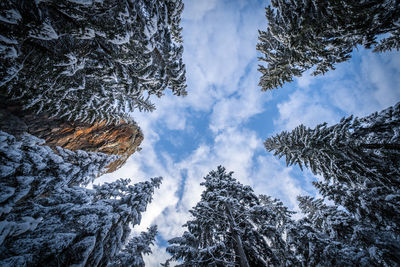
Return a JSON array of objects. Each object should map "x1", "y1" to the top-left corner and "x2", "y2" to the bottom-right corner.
[
  {"x1": 264, "y1": 102, "x2": 400, "y2": 188},
  {"x1": 313, "y1": 180, "x2": 400, "y2": 235},
  {"x1": 0, "y1": 176, "x2": 162, "y2": 266},
  {"x1": 257, "y1": 0, "x2": 400, "y2": 90},
  {"x1": 109, "y1": 225, "x2": 158, "y2": 267},
  {"x1": 258, "y1": 195, "x2": 298, "y2": 266},
  {"x1": 290, "y1": 196, "x2": 366, "y2": 266},
  {"x1": 0, "y1": 131, "x2": 117, "y2": 217},
  {"x1": 165, "y1": 166, "x2": 296, "y2": 267},
  {"x1": 0, "y1": 0, "x2": 187, "y2": 123},
  {"x1": 265, "y1": 102, "x2": 400, "y2": 265},
  {"x1": 294, "y1": 195, "x2": 400, "y2": 266}
]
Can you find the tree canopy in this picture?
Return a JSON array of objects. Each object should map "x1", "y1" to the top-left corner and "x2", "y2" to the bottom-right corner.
[
  {"x1": 0, "y1": 0, "x2": 187, "y2": 123},
  {"x1": 257, "y1": 0, "x2": 400, "y2": 90}
]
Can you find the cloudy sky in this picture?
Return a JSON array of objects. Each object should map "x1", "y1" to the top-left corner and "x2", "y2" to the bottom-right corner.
[{"x1": 98, "y1": 0, "x2": 400, "y2": 264}]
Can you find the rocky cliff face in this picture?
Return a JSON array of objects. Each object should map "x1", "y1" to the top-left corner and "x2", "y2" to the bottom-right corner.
[{"x1": 0, "y1": 104, "x2": 143, "y2": 174}]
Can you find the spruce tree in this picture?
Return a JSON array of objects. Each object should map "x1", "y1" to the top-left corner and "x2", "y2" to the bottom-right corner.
[
  {"x1": 109, "y1": 225, "x2": 158, "y2": 267},
  {"x1": 0, "y1": 177, "x2": 162, "y2": 266},
  {"x1": 264, "y1": 102, "x2": 400, "y2": 188},
  {"x1": 313, "y1": 180, "x2": 400, "y2": 235},
  {"x1": 265, "y1": 102, "x2": 400, "y2": 265},
  {"x1": 257, "y1": 0, "x2": 400, "y2": 90},
  {"x1": 291, "y1": 196, "x2": 365, "y2": 266},
  {"x1": 165, "y1": 166, "x2": 296, "y2": 267},
  {"x1": 0, "y1": 0, "x2": 186, "y2": 123},
  {"x1": 0, "y1": 131, "x2": 117, "y2": 216},
  {"x1": 294, "y1": 195, "x2": 400, "y2": 266}
]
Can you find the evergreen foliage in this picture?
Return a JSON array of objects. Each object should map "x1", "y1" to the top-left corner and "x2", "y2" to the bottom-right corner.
[
  {"x1": 265, "y1": 102, "x2": 400, "y2": 266},
  {"x1": 109, "y1": 225, "x2": 158, "y2": 267},
  {"x1": 0, "y1": 131, "x2": 161, "y2": 266},
  {"x1": 294, "y1": 194, "x2": 400, "y2": 266},
  {"x1": 264, "y1": 102, "x2": 400, "y2": 188},
  {"x1": 257, "y1": 0, "x2": 400, "y2": 90},
  {"x1": 0, "y1": 175, "x2": 162, "y2": 266},
  {"x1": 313, "y1": 180, "x2": 400, "y2": 235},
  {"x1": 0, "y1": 0, "x2": 187, "y2": 123},
  {"x1": 0, "y1": 131, "x2": 117, "y2": 216},
  {"x1": 165, "y1": 166, "x2": 296, "y2": 267}
]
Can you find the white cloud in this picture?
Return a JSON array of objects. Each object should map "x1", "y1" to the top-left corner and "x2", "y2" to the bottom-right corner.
[
  {"x1": 209, "y1": 64, "x2": 272, "y2": 132},
  {"x1": 277, "y1": 49, "x2": 400, "y2": 132},
  {"x1": 275, "y1": 90, "x2": 339, "y2": 131},
  {"x1": 97, "y1": 2, "x2": 400, "y2": 265},
  {"x1": 182, "y1": 0, "x2": 217, "y2": 21},
  {"x1": 251, "y1": 155, "x2": 310, "y2": 212},
  {"x1": 144, "y1": 246, "x2": 171, "y2": 266}
]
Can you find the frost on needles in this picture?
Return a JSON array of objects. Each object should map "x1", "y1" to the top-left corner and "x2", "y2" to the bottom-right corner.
[
  {"x1": 0, "y1": 0, "x2": 187, "y2": 123},
  {"x1": 0, "y1": 131, "x2": 162, "y2": 266},
  {"x1": 265, "y1": 102, "x2": 400, "y2": 265},
  {"x1": 164, "y1": 166, "x2": 298, "y2": 267},
  {"x1": 257, "y1": 0, "x2": 400, "y2": 90}
]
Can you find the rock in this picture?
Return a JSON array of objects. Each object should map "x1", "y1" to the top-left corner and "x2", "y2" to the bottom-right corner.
[{"x1": 0, "y1": 104, "x2": 143, "y2": 174}]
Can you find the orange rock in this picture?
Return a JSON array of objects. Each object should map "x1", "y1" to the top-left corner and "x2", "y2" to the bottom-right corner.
[{"x1": 0, "y1": 104, "x2": 143, "y2": 174}]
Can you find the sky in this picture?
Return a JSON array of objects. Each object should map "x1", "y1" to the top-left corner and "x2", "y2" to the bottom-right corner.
[{"x1": 97, "y1": 0, "x2": 400, "y2": 265}]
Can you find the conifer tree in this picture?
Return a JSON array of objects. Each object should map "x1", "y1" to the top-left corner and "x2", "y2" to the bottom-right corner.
[
  {"x1": 0, "y1": 131, "x2": 117, "y2": 216},
  {"x1": 291, "y1": 196, "x2": 366, "y2": 266},
  {"x1": 0, "y1": 176, "x2": 162, "y2": 266},
  {"x1": 265, "y1": 102, "x2": 400, "y2": 265},
  {"x1": 313, "y1": 180, "x2": 400, "y2": 235},
  {"x1": 294, "y1": 195, "x2": 400, "y2": 266},
  {"x1": 0, "y1": 0, "x2": 186, "y2": 123},
  {"x1": 109, "y1": 225, "x2": 158, "y2": 267},
  {"x1": 264, "y1": 102, "x2": 400, "y2": 188},
  {"x1": 165, "y1": 166, "x2": 296, "y2": 267},
  {"x1": 257, "y1": 0, "x2": 400, "y2": 90}
]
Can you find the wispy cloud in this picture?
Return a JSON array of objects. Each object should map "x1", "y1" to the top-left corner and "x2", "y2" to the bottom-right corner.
[{"x1": 275, "y1": 49, "x2": 400, "y2": 132}]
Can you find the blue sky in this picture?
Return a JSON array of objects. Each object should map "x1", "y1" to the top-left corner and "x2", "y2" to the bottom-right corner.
[{"x1": 97, "y1": 0, "x2": 400, "y2": 264}]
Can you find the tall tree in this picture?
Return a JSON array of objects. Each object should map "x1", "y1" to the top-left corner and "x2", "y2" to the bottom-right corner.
[
  {"x1": 109, "y1": 225, "x2": 158, "y2": 267},
  {"x1": 0, "y1": 131, "x2": 117, "y2": 216},
  {"x1": 257, "y1": 0, "x2": 400, "y2": 90},
  {"x1": 0, "y1": 0, "x2": 186, "y2": 123},
  {"x1": 165, "y1": 166, "x2": 296, "y2": 267},
  {"x1": 313, "y1": 180, "x2": 400, "y2": 235},
  {"x1": 293, "y1": 194, "x2": 400, "y2": 266},
  {"x1": 265, "y1": 103, "x2": 400, "y2": 265},
  {"x1": 290, "y1": 196, "x2": 370, "y2": 266},
  {"x1": 0, "y1": 176, "x2": 162, "y2": 266},
  {"x1": 264, "y1": 102, "x2": 400, "y2": 188}
]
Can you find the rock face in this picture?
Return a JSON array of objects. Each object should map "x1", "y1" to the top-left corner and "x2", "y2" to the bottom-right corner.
[{"x1": 0, "y1": 104, "x2": 143, "y2": 173}]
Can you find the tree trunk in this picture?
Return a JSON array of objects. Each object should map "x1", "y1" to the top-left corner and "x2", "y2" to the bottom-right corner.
[{"x1": 225, "y1": 203, "x2": 250, "y2": 267}]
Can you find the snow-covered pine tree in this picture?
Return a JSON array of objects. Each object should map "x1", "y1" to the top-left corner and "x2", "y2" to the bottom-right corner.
[
  {"x1": 0, "y1": 0, "x2": 186, "y2": 123},
  {"x1": 257, "y1": 195, "x2": 299, "y2": 266},
  {"x1": 257, "y1": 0, "x2": 400, "y2": 90},
  {"x1": 264, "y1": 102, "x2": 400, "y2": 188},
  {"x1": 288, "y1": 196, "x2": 363, "y2": 266},
  {"x1": 294, "y1": 195, "x2": 400, "y2": 266},
  {"x1": 0, "y1": 177, "x2": 162, "y2": 266},
  {"x1": 165, "y1": 166, "x2": 296, "y2": 267},
  {"x1": 265, "y1": 103, "x2": 400, "y2": 265},
  {"x1": 0, "y1": 131, "x2": 117, "y2": 216},
  {"x1": 109, "y1": 225, "x2": 157, "y2": 267},
  {"x1": 313, "y1": 180, "x2": 400, "y2": 236}
]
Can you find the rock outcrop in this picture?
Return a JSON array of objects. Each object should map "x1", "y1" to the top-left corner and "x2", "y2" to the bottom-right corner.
[{"x1": 0, "y1": 104, "x2": 142, "y2": 174}]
